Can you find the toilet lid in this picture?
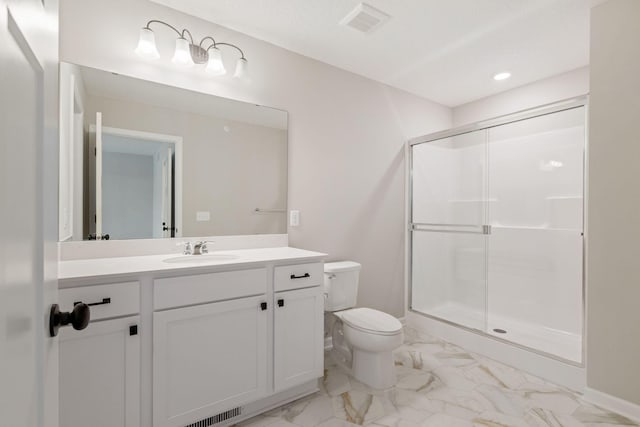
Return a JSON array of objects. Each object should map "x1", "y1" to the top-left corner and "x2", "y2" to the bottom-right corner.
[{"x1": 340, "y1": 308, "x2": 402, "y2": 335}]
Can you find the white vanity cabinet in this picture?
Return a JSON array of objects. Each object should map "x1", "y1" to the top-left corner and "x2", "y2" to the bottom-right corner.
[
  {"x1": 153, "y1": 269, "x2": 269, "y2": 427},
  {"x1": 274, "y1": 286, "x2": 324, "y2": 391},
  {"x1": 58, "y1": 282, "x2": 141, "y2": 427},
  {"x1": 57, "y1": 248, "x2": 326, "y2": 427},
  {"x1": 273, "y1": 263, "x2": 324, "y2": 392}
]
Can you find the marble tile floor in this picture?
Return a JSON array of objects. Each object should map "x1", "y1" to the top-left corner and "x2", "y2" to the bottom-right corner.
[{"x1": 237, "y1": 327, "x2": 639, "y2": 427}]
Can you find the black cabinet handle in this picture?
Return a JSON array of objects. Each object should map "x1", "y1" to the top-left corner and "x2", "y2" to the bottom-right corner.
[
  {"x1": 277, "y1": 299, "x2": 284, "y2": 307},
  {"x1": 129, "y1": 325, "x2": 138, "y2": 336},
  {"x1": 74, "y1": 297, "x2": 111, "y2": 307},
  {"x1": 260, "y1": 302, "x2": 268, "y2": 311},
  {"x1": 49, "y1": 303, "x2": 90, "y2": 337},
  {"x1": 290, "y1": 273, "x2": 310, "y2": 280}
]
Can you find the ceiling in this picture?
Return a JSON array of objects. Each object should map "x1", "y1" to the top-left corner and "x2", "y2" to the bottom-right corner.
[{"x1": 150, "y1": 0, "x2": 604, "y2": 107}]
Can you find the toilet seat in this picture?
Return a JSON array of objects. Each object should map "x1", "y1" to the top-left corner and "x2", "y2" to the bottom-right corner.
[{"x1": 339, "y1": 307, "x2": 402, "y2": 336}]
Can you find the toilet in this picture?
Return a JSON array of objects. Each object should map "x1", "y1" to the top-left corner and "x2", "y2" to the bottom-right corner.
[{"x1": 324, "y1": 261, "x2": 403, "y2": 389}]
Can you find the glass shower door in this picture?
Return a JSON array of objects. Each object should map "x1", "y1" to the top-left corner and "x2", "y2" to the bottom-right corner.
[
  {"x1": 486, "y1": 107, "x2": 585, "y2": 362},
  {"x1": 410, "y1": 130, "x2": 489, "y2": 332}
]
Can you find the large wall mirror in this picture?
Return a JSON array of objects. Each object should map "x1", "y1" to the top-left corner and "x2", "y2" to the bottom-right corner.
[{"x1": 58, "y1": 62, "x2": 288, "y2": 241}]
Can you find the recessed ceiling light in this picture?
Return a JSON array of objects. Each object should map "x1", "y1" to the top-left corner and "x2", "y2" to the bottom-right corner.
[{"x1": 493, "y1": 72, "x2": 511, "y2": 81}]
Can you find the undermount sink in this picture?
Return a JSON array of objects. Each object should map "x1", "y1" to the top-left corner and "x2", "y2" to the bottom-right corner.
[{"x1": 163, "y1": 253, "x2": 239, "y2": 264}]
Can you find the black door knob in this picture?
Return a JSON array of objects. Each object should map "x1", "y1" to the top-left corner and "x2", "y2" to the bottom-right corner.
[{"x1": 49, "y1": 303, "x2": 90, "y2": 337}]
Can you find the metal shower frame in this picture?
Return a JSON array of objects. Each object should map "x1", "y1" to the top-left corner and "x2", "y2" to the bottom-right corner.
[{"x1": 406, "y1": 95, "x2": 589, "y2": 366}]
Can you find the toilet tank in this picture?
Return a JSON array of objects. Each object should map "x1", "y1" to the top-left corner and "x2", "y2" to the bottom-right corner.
[{"x1": 324, "y1": 261, "x2": 361, "y2": 311}]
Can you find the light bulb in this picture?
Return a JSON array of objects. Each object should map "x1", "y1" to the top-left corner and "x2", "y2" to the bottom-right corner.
[
  {"x1": 135, "y1": 28, "x2": 160, "y2": 60},
  {"x1": 205, "y1": 47, "x2": 226, "y2": 76},
  {"x1": 172, "y1": 37, "x2": 194, "y2": 66},
  {"x1": 234, "y1": 58, "x2": 249, "y2": 81}
]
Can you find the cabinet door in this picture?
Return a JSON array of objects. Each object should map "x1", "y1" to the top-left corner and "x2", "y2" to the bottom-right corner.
[
  {"x1": 274, "y1": 286, "x2": 324, "y2": 391},
  {"x1": 59, "y1": 316, "x2": 141, "y2": 427},
  {"x1": 153, "y1": 296, "x2": 268, "y2": 427}
]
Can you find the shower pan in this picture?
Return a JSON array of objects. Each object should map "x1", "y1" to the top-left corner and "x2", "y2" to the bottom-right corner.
[{"x1": 408, "y1": 97, "x2": 586, "y2": 364}]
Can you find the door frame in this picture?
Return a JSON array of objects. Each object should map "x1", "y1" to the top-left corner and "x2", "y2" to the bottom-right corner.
[
  {"x1": 58, "y1": 63, "x2": 86, "y2": 242},
  {"x1": 89, "y1": 125, "x2": 183, "y2": 238}
]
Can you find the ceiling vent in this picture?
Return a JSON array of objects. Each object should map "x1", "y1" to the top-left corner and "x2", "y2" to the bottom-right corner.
[{"x1": 340, "y1": 3, "x2": 390, "y2": 34}]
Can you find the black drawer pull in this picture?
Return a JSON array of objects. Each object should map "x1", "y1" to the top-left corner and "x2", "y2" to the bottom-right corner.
[
  {"x1": 290, "y1": 273, "x2": 310, "y2": 280},
  {"x1": 277, "y1": 299, "x2": 284, "y2": 307},
  {"x1": 74, "y1": 297, "x2": 111, "y2": 307},
  {"x1": 129, "y1": 325, "x2": 138, "y2": 336},
  {"x1": 260, "y1": 302, "x2": 268, "y2": 311}
]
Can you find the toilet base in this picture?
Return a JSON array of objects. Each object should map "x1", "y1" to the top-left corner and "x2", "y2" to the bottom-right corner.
[
  {"x1": 328, "y1": 310, "x2": 403, "y2": 390},
  {"x1": 351, "y1": 348, "x2": 396, "y2": 390}
]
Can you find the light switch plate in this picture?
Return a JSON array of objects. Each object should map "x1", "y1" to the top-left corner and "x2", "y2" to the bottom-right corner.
[
  {"x1": 196, "y1": 211, "x2": 210, "y2": 222},
  {"x1": 289, "y1": 210, "x2": 300, "y2": 227}
]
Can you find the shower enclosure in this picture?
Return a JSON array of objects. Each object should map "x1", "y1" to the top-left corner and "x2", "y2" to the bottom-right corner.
[{"x1": 409, "y1": 98, "x2": 586, "y2": 363}]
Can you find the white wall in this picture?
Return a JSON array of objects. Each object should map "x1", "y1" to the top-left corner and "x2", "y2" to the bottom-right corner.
[
  {"x1": 587, "y1": 0, "x2": 640, "y2": 407},
  {"x1": 59, "y1": 0, "x2": 451, "y2": 317},
  {"x1": 452, "y1": 67, "x2": 589, "y2": 126},
  {"x1": 102, "y1": 151, "x2": 155, "y2": 240}
]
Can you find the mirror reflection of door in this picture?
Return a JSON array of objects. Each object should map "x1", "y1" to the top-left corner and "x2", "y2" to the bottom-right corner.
[
  {"x1": 157, "y1": 145, "x2": 174, "y2": 238},
  {"x1": 88, "y1": 115, "x2": 182, "y2": 240},
  {"x1": 94, "y1": 111, "x2": 103, "y2": 239}
]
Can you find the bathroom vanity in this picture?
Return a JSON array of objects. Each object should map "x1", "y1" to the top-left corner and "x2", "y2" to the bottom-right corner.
[{"x1": 57, "y1": 247, "x2": 326, "y2": 427}]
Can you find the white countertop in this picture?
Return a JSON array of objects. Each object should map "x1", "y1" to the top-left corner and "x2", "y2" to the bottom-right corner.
[{"x1": 59, "y1": 246, "x2": 327, "y2": 281}]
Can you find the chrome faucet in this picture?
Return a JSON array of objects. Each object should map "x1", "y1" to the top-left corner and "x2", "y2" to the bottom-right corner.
[
  {"x1": 179, "y1": 240, "x2": 212, "y2": 255},
  {"x1": 180, "y1": 241, "x2": 193, "y2": 255},
  {"x1": 192, "y1": 241, "x2": 210, "y2": 255}
]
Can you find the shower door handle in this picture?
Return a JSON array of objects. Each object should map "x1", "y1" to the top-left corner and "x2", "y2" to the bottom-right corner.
[{"x1": 410, "y1": 223, "x2": 491, "y2": 235}]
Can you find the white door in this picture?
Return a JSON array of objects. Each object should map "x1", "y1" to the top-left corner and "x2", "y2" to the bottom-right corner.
[
  {"x1": 274, "y1": 287, "x2": 324, "y2": 391},
  {"x1": 59, "y1": 316, "x2": 141, "y2": 427},
  {"x1": 94, "y1": 112, "x2": 103, "y2": 238},
  {"x1": 153, "y1": 144, "x2": 173, "y2": 237},
  {"x1": 0, "y1": 3, "x2": 53, "y2": 427},
  {"x1": 162, "y1": 145, "x2": 175, "y2": 237},
  {"x1": 153, "y1": 296, "x2": 268, "y2": 427}
]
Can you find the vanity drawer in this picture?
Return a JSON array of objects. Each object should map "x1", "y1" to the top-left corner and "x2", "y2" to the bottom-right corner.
[
  {"x1": 274, "y1": 262, "x2": 323, "y2": 292},
  {"x1": 154, "y1": 268, "x2": 267, "y2": 310},
  {"x1": 59, "y1": 281, "x2": 140, "y2": 321}
]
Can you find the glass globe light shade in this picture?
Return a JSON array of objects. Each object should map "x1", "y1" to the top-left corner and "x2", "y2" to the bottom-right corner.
[
  {"x1": 172, "y1": 37, "x2": 194, "y2": 66},
  {"x1": 234, "y1": 57, "x2": 249, "y2": 81},
  {"x1": 205, "y1": 47, "x2": 226, "y2": 76},
  {"x1": 135, "y1": 28, "x2": 160, "y2": 59}
]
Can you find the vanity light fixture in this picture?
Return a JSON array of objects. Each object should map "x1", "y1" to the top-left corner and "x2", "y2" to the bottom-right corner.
[
  {"x1": 493, "y1": 72, "x2": 511, "y2": 81},
  {"x1": 135, "y1": 19, "x2": 249, "y2": 80}
]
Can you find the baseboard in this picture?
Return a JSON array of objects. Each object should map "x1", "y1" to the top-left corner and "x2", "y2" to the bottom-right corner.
[{"x1": 583, "y1": 387, "x2": 640, "y2": 423}]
